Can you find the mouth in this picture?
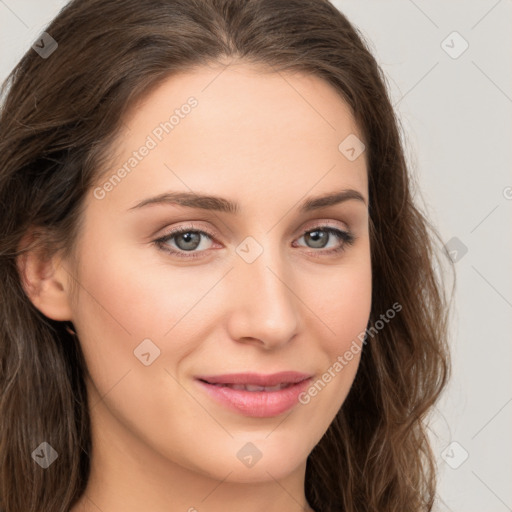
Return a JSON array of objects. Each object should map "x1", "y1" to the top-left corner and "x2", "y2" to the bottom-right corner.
[
  {"x1": 194, "y1": 371, "x2": 313, "y2": 417},
  {"x1": 199, "y1": 381, "x2": 294, "y2": 392},
  {"x1": 196, "y1": 371, "x2": 312, "y2": 386}
]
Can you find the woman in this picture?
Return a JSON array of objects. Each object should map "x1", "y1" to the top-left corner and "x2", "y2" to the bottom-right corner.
[{"x1": 0, "y1": 0, "x2": 453, "y2": 510}]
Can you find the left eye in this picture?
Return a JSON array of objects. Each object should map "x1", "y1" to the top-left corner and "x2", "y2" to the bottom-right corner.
[
  {"x1": 153, "y1": 225, "x2": 355, "y2": 259},
  {"x1": 295, "y1": 226, "x2": 355, "y2": 252}
]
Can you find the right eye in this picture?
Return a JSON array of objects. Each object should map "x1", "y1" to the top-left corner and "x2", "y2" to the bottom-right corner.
[{"x1": 153, "y1": 224, "x2": 217, "y2": 259}]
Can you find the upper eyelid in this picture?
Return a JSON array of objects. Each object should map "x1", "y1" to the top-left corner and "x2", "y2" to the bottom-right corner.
[
  {"x1": 155, "y1": 221, "x2": 351, "y2": 247},
  {"x1": 156, "y1": 217, "x2": 350, "y2": 236}
]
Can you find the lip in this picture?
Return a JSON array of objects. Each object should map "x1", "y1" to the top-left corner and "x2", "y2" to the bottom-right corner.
[
  {"x1": 196, "y1": 371, "x2": 312, "y2": 387},
  {"x1": 195, "y1": 371, "x2": 313, "y2": 418}
]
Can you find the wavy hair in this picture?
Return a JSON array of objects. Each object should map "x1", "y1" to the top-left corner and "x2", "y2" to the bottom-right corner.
[{"x1": 0, "y1": 0, "x2": 453, "y2": 510}]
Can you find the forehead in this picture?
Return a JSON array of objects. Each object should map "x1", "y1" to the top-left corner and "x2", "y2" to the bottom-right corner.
[
  {"x1": 94, "y1": 62, "x2": 368, "y2": 211},
  {"x1": 125, "y1": 63, "x2": 363, "y2": 145}
]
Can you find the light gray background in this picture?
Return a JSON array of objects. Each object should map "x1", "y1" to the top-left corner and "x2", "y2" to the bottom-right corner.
[{"x1": 1, "y1": 1, "x2": 511, "y2": 510}]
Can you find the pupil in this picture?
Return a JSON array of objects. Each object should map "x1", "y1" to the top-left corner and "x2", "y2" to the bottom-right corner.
[
  {"x1": 306, "y1": 230, "x2": 327, "y2": 249},
  {"x1": 178, "y1": 232, "x2": 200, "y2": 250}
]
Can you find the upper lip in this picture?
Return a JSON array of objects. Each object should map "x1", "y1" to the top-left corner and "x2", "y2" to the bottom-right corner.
[{"x1": 196, "y1": 371, "x2": 312, "y2": 387}]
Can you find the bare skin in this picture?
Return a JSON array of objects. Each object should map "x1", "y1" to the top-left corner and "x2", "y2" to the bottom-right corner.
[{"x1": 21, "y1": 61, "x2": 371, "y2": 512}]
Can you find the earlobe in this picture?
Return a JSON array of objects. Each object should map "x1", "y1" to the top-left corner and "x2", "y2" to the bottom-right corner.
[{"x1": 16, "y1": 244, "x2": 73, "y2": 322}]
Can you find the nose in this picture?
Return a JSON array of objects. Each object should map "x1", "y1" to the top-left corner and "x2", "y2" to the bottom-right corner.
[{"x1": 225, "y1": 244, "x2": 300, "y2": 350}]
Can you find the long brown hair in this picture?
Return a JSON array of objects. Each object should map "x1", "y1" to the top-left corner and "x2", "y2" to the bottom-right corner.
[{"x1": 0, "y1": 0, "x2": 453, "y2": 510}]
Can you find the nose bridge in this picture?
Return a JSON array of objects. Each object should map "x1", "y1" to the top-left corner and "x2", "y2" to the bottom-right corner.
[{"x1": 227, "y1": 237, "x2": 299, "y2": 347}]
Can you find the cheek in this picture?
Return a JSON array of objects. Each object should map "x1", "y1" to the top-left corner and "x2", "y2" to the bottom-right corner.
[
  {"x1": 68, "y1": 235, "x2": 230, "y2": 404},
  {"x1": 313, "y1": 256, "x2": 372, "y2": 352},
  {"x1": 68, "y1": 240, "x2": 212, "y2": 461},
  {"x1": 71, "y1": 236, "x2": 205, "y2": 341},
  {"x1": 298, "y1": 255, "x2": 372, "y2": 415}
]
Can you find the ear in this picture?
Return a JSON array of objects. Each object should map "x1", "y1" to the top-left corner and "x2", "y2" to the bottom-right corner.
[{"x1": 16, "y1": 233, "x2": 73, "y2": 321}]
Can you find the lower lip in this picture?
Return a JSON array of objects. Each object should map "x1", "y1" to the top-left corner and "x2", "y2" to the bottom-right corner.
[{"x1": 196, "y1": 378, "x2": 312, "y2": 418}]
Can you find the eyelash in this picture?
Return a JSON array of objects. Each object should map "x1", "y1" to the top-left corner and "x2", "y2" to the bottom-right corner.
[{"x1": 153, "y1": 223, "x2": 356, "y2": 260}]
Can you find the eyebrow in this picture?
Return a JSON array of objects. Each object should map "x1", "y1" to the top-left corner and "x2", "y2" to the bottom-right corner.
[{"x1": 128, "y1": 189, "x2": 367, "y2": 214}]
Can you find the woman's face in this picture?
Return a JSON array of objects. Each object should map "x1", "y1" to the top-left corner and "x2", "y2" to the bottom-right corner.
[{"x1": 64, "y1": 63, "x2": 371, "y2": 485}]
